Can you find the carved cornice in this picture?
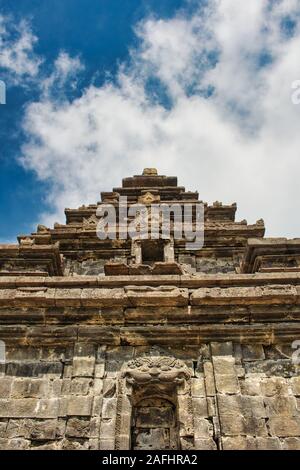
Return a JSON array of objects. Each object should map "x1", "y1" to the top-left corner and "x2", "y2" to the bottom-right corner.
[{"x1": 241, "y1": 238, "x2": 300, "y2": 273}]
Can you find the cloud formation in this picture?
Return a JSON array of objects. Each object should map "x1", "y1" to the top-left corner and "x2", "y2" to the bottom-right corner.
[
  {"x1": 41, "y1": 51, "x2": 84, "y2": 97},
  {"x1": 20, "y1": 0, "x2": 300, "y2": 237},
  {"x1": 0, "y1": 15, "x2": 42, "y2": 84}
]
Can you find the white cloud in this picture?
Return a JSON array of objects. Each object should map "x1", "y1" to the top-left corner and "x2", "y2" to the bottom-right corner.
[
  {"x1": 41, "y1": 51, "x2": 84, "y2": 97},
  {"x1": 20, "y1": 0, "x2": 300, "y2": 237},
  {"x1": 0, "y1": 15, "x2": 42, "y2": 84}
]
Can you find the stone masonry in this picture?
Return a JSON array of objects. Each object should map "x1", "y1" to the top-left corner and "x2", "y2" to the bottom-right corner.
[{"x1": 0, "y1": 168, "x2": 300, "y2": 450}]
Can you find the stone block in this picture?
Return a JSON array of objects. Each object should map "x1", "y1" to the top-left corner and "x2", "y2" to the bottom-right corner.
[
  {"x1": 57, "y1": 418, "x2": 66, "y2": 438},
  {"x1": 281, "y1": 437, "x2": 300, "y2": 450},
  {"x1": 61, "y1": 438, "x2": 89, "y2": 450},
  {"x1": 31, "y1": 441, "x2": 61, "y2": 450},
  {"x1": 94, "y1": 363, "x2": 105, "y2": 378},
  {"x1": 11, "y1": 378, "x2": 49, "y2": 398},
  {"x1": 61, "y1": 379, "x2": 71, "y2": 394},
  {"x1": 194, "y1": 438, "x2": 217, "y2": 450},
  {"x1": 25, "y1": 419, "x2": 58, "y2": 440},
  {"x1": 103, "y1": 378, "x2": 117, "y2": 398},
  {"x1": 99, "y1": 438, "x2": 115, "y2": 450},
  {"x1": 215, "y1": 374, "x2": 240, "y2": 394},
  {"x1": 50, "y1": 379, "x2": 63, "y2": 396},
  {"x1": 96, "y1": 345, "x2": 106, "y2": 362},
  {"x1": 268, "y1": 416, "x2": 300, "y2": 437},
  {"x1": 218, "y1": 395, "x2": 242, "y2": 417},
  {"x1": 241, "y1": 396, "x2": 267, "y2": 418},
  {"x1": 67, "y1": 396, "x2": 93, "y2": 416},
  {"x1": 178, "y1": 402, "x2": 194, "y2": 437},
  {"x1": 81, "y1": 288, "x2": 124, "y2": 308},
  {"x1": 212, "y1": 356, "x2": 236, "y2": 375},
  {"x1": 210, "y1": 342, "x2": 233, "y2": 356},
  {"x1": 6, "y1": 362, "x2": 63, "y2": 378},
  {"x1": 74, "y1": 343, "x2": 96, "y2": 357},
  {"x1": 55, "y1": 289, "x2": 82, "y2": 307},
  {"x1": 5, "y1": 347, "x2": 41, "y2": 362},
  {"x1": 89, "y1": 438, "x2": 99, "y2": 450},
  {"x1": 203, "y1": 361, "x2": 215, "y2": 396},
  {"x1": 58, "y1": 398, "x2": 68, "y2": 416},
  {"x1": 0, "y1": 378, "x2": 12, "y2": 398},
  {"x1": 255, "y1": 437, "x2": 281, "y2": 450},
  {"x1": 0, "y1": 421, "x2": 7, "y2": 438},
  {"x1": 180, "y1": 436, "x2": 194, "y2": 450},
  {"x1": 264, "y1": 396, "x2": 297, "y2": 416},
  {"x1": 125, "y1": 287, "x2": 189, "y2": 307},
  {"x1": 221, "y1": 415, "x2": 245, "y2": 436},
  {"x1": 192, "y1": 398, "x2": 208, "y2": 418},
  {"x1": 119, "y1": 412, "x2": 131, "y2": 436},
  {"x1": 261, "y1": 377, "x2": 289, "y2": 397},
  {"x1": 0, "y1": 438, "x2": 9, "y2": 450},
  {"x1": 0, "y1": 398, "x2": 59, "y2": 418},
  {"x1": 72, "y1": 357, "x2": 95, "y2": 377},
  {"x1": 102, "y1": 398, "x2": 117, "y2": 419},
  {"x1": 290, "y1": 376, "x2": 300, "y2": 396},
  {"x1": 244, "y1": 417, "x2": 268, "y2": 437},
  {"x1": 6, "y1": 419, "x2": 26, "y2": 438},
  {"x1": 116, "y1": 434, "x2": 130, "y2": 450},
  {"x1": 0, "y1": 437, "x2": 30, "y2": 450},
  {"x1": 223, "y1": 436, "x2": 258, "y2": 450},
  {"x1": 242, "y1": 344, "x2": 265, "y2": 361},
  {"x1": 93, "y1": 378, "x2": 103, "y2": 394},
  {"x1": 92, "y1": 396, "x2": 103, "y2": 416},
  {"x1": 207, "y1": 397, "x2": 216, "y2": 417},
  {"x1": 106, "y1": 346, "x2": 133, "y2": 362},
  {"x1": 235, "y1": 366, "x2": 245, "y2": 378},
  {"x1": 245, "y1": 359, "x2": 296, "y2": 378},
  {"x1": 240, "y1": 376, "x2": 261, "y2": 395},
  {"x1": 193, "y1": 417, "x2": 212, "y2": 439},
  {"x1": 136, "y1": 406, "x2": 173, "y2": 429},
  {"x1": 63, "y1": 365, "x2": 73, "y2": 378},
  {"x1": 89, "y1": 416, "x2": 101, "y2": 438},
  {"x1": 70, "y1": 378, "x2": 92, "y2": 395},
  {"x1": 66, "y1": 417, "x2": 90, "y2": 438},
  {"x1": 105, "y1": 360, "x2": 124, "y2": 375},
  {"x1": 100, "y1": 417, "x2": 116, "y2": 437},
  {"x1": 191, "y1": 377, "x2": 206, "y2": 398}
]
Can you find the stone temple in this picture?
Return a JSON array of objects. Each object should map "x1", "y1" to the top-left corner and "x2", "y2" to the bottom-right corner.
[{"x1": 0, "y1": 168, "x2": 300, "y2": 451}]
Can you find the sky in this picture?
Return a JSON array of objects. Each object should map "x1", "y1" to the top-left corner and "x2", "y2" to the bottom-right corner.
[{"x1": 0, "y1": 0, "x2": 300, "y2": 243}]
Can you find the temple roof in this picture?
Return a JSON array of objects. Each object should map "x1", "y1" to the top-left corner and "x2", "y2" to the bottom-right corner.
[{"x1": 5, "y1": 168, "x2": 300, "y2": 278}]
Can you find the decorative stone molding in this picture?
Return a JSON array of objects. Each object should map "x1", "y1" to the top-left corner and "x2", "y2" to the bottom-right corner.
[
  {"x1": 122, "y1": 355, "x2": 190, "y2": 386},
  {"x1": 113, "y1": 350, "x2": 194, "y2": 449},
  {"x1": 138, "y1": 191, "x2": 160, "y2": 204},
  {"x1": 82, "y1": 214, "x2": 99, "y2": 229}
]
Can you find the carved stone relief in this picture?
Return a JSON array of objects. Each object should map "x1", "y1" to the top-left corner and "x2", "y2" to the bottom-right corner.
[{"x1": 114, "y1": 350, "x2": 193, "y2": 450}]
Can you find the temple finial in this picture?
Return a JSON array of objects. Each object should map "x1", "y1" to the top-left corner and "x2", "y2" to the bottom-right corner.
[{"x1": 142, "y1": 168, "x2": 158, "y2": 176}]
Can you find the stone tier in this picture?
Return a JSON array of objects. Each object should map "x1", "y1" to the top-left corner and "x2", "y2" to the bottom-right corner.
[
  {"x1": 0, "y1": 244, "x2": 63, "y2": 276},
  {"x1": 0, "y1": 272, "x2": 299, "y2": 346},
  {"x1": 242, "y1": 238, "x2": 300, "y2": 273}
]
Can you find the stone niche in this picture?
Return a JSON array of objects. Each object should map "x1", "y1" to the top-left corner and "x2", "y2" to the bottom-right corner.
[
  {"x1": 113, "y1": 349, "x2": 194, "y2": 450},
  {"x1": 131, "y1": 397, "x2": 178, "y2": 450}
]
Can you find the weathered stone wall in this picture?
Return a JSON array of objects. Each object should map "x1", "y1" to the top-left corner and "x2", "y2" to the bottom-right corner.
[
  {"x1": 64, "y1": 259, "x2": 107, "y2": 276},
  {"x1": 64, "y1": 255, "x2": 240, "y2": 276},
  {"x1": 195, "y1": 256, "x2": 239, "y2": 274},
  {"x1": 177, "y1": 254, "x2": 242, "y2": 274},
  {"x1": 0, "y1": 342, "x2": 299, "y2": 450}
]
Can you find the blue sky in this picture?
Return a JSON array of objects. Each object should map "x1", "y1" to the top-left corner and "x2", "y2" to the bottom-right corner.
[
  {"x1": 0, "y1": 0, "x2": 185, "y2": 241},
  {"x1": 0, "y1": 0, "x2": 300, "y2": 242}
]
